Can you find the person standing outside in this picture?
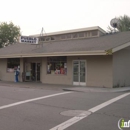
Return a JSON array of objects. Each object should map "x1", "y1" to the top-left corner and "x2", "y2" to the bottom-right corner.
[
  {"x1": 15, "y1": 66, "x2": 20, "y2": 82},
  {"x1": 14, "y1": 68, "x2": 17, "y2": 82},
  {"x1": 17, "y1": 66, "x2": 20, "y2": 82}
]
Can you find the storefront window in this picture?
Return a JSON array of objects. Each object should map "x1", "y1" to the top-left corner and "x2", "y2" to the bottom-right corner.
[
  {"x1": 7, "y1": 58, "x2": 20, "y2": 72},
  {"x1": 47, "y1": 57, "x2": 67, "y2": 75}
]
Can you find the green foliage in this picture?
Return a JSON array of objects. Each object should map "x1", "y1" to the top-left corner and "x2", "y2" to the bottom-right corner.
[
  {"x1": 0, "y1": 22, "x2": 21, "y2": 47},
  {"x1": 117, "y1": 15, "x2": 130, "y2": 31},
  {"x1": 108, "y1": 15, "x2": 130, "y2": 33}
]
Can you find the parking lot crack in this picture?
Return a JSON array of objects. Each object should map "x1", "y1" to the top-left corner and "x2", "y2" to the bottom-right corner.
[{"x1": 95, "y1": 112, "x2": 130, "y2": 119}]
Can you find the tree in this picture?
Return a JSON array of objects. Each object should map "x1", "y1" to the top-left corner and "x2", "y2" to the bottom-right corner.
[
  {"x1": 0, "y1": 22, "x2": 21, "y2": 47},
  {"x1": 107, "y1": 15, "x2": 130, "y2": 33},
  {"x1": 117, "y1": 15, "x2": 130, "y2": 31}
]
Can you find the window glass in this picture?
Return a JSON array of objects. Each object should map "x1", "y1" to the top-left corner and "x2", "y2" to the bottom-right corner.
[
  {"x1": 7, "y1": 58, "x2": 20, "y2": 73},
  {"x1": 39, "y1": 37, "x2": 45, "y2": 41},
  {"x1": 40, "y1": 36, "x2": 55, "y2": 41},
  {"x1": 45, "y1": 37, "x2": 50, "y2": 41},
  {"x1": 51, "y1": 37, "x2": 55, "y2": 40},
  {"x1": 61, "y1": 35, "x2": 66, "y2": 40},
  {"x1": 47, "y1": 57, "x2": 67, "y2": 75},
  {"x1": 79, "y1": 32, "x2": 84, "y2": 37},
  {"x1": 91, "y1": 31, "x2": 98, "y2": 36},
  {"x1": 67, "y1": 34, "x2": 71, "y2": 39},
  {"x1": 87, "y1": 32, "x2": 91, "y2": 37},
  {"x1": 72, "y1": 33, "x2": 78, "y2": 38}
]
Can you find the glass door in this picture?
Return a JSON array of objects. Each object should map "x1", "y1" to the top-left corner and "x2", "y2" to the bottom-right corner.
[
  {"x1": 24, "y1": 62, "x2": 41, "y2": 82},
  {"x1": 25, "y1": 62, "x2": 31, "y2": 81},
  {"x1": 73, "y1": 61, "x2": 80, "y2": 85},
  {"x1": 36, "y1": 63, "x2": 40, "y2": 81},
  {"x1": 73, "y1": 60, "x2": 86, "y2": 86},
  {"x1": 31, "y1": 63, "x2": 40, "y2": 82}
]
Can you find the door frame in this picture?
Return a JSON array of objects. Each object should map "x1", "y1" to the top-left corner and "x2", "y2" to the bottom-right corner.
[
  {"x1": 24, "y1": 62, "x2": 41, "y2": 82},
  {"x1": 72, "y1": 60, "x2": 87, "y2": 86}
]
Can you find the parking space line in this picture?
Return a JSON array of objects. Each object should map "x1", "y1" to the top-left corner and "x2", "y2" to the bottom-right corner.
[
  {"x1": 50, "y1": 92, "x2": 130, "y2": 130},
  {"x1": 0, "y1": 92, "x2": 72, "y2": 110}
]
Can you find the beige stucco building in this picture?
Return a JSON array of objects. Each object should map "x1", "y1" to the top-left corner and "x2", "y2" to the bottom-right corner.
[{"x1": 0, "y1": 26, "x2": 130, "y2": 88}]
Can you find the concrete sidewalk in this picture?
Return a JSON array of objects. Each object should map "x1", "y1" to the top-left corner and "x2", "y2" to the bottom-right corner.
[
  {"x1": 63, "y1": 86, "x2": 130, "y2": 93},
  {"x1": 0, "y1": 81, "x2": 69, "y2": 91},
  {"x1": 0, "y1": 81, "x2": 130, "y2": 92}
]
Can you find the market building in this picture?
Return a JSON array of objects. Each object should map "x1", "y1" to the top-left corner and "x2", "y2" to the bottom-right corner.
[{"x1": 0, "y1": 26, "x2": 130, "y2": 88}]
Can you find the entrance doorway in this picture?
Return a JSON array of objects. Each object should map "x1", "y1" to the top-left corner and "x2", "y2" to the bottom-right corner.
[
  {"x1": 73, "y1": 60, "x2": 86, "y2": 86},
  {"x1": 25, "y1": 62, "x2": 40, "y2": 82},
  {"x1": 31, "y1": 63, "x2": 40, "y2": 81}
]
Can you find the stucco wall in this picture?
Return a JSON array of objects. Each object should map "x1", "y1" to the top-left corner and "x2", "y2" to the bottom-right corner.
[
  {"x1": 0, "y1": 59, "x2": 14, "y2": 81},
  {"x1": 86, "y1": 56, "x2": 113, "y2": 87},
  {"x1": 41, "y1": 56, "x2": 113, "y2": 88},
  {"x1": 113, "y1": 47, "x2": 130, "y2": 87},
  {"x1": 0, "y1": 58, "x2": 24, "y2": 82}
]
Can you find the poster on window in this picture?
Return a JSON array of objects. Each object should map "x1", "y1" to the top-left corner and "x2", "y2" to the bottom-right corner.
[{"x1": 7, "y1": 68, "x2": 14, "y2": 73}]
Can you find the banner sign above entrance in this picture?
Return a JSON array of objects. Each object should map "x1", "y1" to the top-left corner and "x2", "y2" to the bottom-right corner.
[{"x1": 19, "y1": 36, "x2": 39, "y2": 44}]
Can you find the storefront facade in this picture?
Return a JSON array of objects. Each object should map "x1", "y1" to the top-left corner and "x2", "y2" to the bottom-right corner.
[
  {"x1": 41, "y1": 56, "x2": 112, "y2": 87},
  {"x1": 0, "y1": 55, "x2": 113, "y2": 88},
  {"x1": 0, "y1": 27, "x2": 130, "y2": 88}
]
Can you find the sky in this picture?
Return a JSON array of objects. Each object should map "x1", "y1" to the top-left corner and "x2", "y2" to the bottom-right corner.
[{"x1": 1, "y1": 0, "x2": 130, "y2": 35}]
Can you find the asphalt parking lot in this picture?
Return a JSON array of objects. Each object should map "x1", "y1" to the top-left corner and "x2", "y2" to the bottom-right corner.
[{"x1": 0, "y1": 84, "x2": 130, "y2": 130}]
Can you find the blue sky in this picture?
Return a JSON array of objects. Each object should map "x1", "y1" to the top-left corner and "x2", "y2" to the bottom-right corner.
[{"x1": 1, "y1": 0, "x2": 130, "y2": 35}]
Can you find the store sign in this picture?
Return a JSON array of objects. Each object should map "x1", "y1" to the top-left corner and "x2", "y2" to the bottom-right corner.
[{"x1": 19, "y1": 36, "x2": 39, "y2": 44}]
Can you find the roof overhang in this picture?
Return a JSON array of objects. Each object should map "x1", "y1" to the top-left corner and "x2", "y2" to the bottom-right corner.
[
  {"x1": 1, "y1": 41, "x2": 130, "y2": 58},
  {"x1": 104, "y1": 41, "x2": 130, "y2": 55},
  {"x1": 112, "y1": 41, "x2": 130, "y2": 53},
  {"x1": 0, "y1": 50, "x2": 106, "y2": 58}
]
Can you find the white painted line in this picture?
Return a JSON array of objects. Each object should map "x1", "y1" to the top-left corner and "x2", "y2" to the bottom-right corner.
[
  {"x1": 88, "y1": 92, "x2": 130, "y2": 113},
  {"x1": 50, "y1": 92, "x2": 130, "y2": 130},
  {"x1": 0, "y1": 92, "x2": 72, "y2": 110},
  {"x1": 50, "y1": 111, "x2": 91, "y2": 130}
]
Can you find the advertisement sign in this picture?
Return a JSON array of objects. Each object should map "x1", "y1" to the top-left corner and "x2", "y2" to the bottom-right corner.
[{"x1": 19, "y1": 36, "x2": 39, "y2": 44}]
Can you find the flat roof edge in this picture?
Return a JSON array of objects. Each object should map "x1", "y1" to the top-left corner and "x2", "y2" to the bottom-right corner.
[{"x1": 30, "y1": 26, "x2": 106, "y2": 37}]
